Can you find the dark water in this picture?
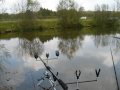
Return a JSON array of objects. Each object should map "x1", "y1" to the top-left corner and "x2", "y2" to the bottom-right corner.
[{"x1": 0, "y1": 28, "x2": 120, "y2": 90}]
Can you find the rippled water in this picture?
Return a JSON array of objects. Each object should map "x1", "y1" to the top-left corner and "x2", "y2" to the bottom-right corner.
[{"x1": 0, "y1": 29, "x2": 120, "y2": 90}]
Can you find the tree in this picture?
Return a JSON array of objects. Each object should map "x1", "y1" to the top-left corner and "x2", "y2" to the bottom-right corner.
[
  {"x1": 114, "y1": 0, "x2": 120, "y2": 11},
  {"x1": 18, "y1": 0, "x2": 42, "y2": 31},
  {"x1": 36, "y1": 7, "x2": 57, "y2": 18},
  {"x1": 57, "y1": 0, "x2": 81, "y2": 29},
  {"x1": 79, "y1": 6, "x2": 84, "y2": 17},
  {"x1": 0, "y1": 0, "x2": 6, "y2": 14},
  {"x1": 94, "y1": 4, "x2": 117, "y2": 27},
  {"x1": 27, "y1": 0, "x2": 40, "y2": 12}
]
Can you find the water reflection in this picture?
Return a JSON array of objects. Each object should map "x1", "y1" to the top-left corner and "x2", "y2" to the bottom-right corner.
[
  {"x1": 0, "y1": 44, "x2": 10, "y2": 62},
  {"x1": 93, "y1": 34, "x2": 120, "y2": 52},
  {"x1": 1, "y1": 29, "x2": 120, "y2": 90},
  {"x1": 112, "y1": 37, "x2": 120, "y2": 53},
  {"x1": 58, "y1": 36, "x2": 84, "y2": 59},
  {"x1": 0, "y1": 41, "x2": 39, "y2": 90},
  {"x1": 93, "y1": 35, "x2": 112, "y2": 47},
  {"x1": 0, "y1": 44, "x2": 11, "y2": 81},
  {"x1": 18, "y1": 38, "x2": 44, "y2": 57}
]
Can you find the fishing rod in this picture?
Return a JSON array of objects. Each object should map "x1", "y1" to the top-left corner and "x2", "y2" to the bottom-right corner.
[
  {"x1": 110, "y1": 37, "x2": 120, "y2": 90},
  {"x1": 34, "y1": 53, "x2": 68, "y2": 90},
  {"x1": 110, "y1": 47, "x2": 119, "y2": 90}
]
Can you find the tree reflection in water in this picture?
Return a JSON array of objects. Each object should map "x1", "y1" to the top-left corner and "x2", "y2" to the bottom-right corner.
[
  {"x1": 0, "y1": 44, "x2": 13, "y2": 90},
  {"x1": 93, "y1": 34, "x2": 120, "y2": 53},
  {"x1": 93, "y1": 35, "x2": 111, "y2": 48},
  {"x1": 0, "y1": 44, "x2": 10, "y2": 71},
  {"x1": 0, "y1": 38, "x2": 44, "y2": 90},
  {"x1": 58, "y1": 36, "x2": 84, "y2": 59},
  {"x1": 112, "y1": 38, "x2": 120, "y2": 53},
  {"x1": 18, "y1": 38, "x2": 44, "y2": 57}
]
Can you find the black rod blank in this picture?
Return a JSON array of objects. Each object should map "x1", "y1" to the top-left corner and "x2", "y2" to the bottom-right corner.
[
  {"x1": 110, "y1": 47, "x2": 119, "y2": 90},
  {"x1": 34, "y1": 54, "x2": 68, "y2": 90}
]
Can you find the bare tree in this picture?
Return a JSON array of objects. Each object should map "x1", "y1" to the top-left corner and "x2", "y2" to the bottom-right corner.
[
  {"x1": 17, "y1": 0, "x2": 41, "y2": 31},
  {"x1": 94, "y1": 4, "x2": 117, "y2": 27},
  {"x1": 0, "y1": 0, "x2": 6, "y2": 14},
  {"x1": 27, "y1": 0, "x2": 40, "y2": 12},
  {"x1": 79, "y1": 6, "x2": 84, "y2": 17},
  {"x1": 114, "y1": 0, "x2": 120, "y2": 11}
]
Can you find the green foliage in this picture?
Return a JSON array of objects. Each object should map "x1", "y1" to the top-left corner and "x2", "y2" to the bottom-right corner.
[
  {"x1": 57, "y1": 9, "x2": 81, "y2": 28},
  {"x1": 0, "y1": 21, "x2": 17, "y2": 31},
  {"x1": 39, "y1": 19, "x2": 58, "y2": 29},
  {"x1": 0, "y1": 8, "x2": 57, "y2": 21},
  {"x1": 0, "y1": 19, "x2": 58, "y2": 32},
  {"x1": 36, "y1": 8, "x2": 57, "y2": 18},
  {"x1": 94, "y1": 4, "x2": 118, "y2": 27},
  {"x1": 80, "y1": 19, "x2": 94, "y2": 27},
  {"x1": 57, "y1": 0, "x2": 82, "y2": 29},
  {"x1": 18, "y1": 0, "x2": 42, "y2": 31},
  {"x1": 18, "y1": 10, "x2": 36, "y2": 31}
]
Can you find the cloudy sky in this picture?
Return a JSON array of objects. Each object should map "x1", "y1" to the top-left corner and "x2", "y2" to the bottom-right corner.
[
  {"x1": 0, "y1": 0, "x2": 117, "y2": 13},
  {"x1": 39, "y1": 0, "x2": 116, "y2": 10}
]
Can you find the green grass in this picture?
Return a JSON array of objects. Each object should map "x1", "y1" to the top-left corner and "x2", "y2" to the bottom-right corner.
[
  {"x1": 37, "y1": 18, "x2": 58, "y2": 29},
  {"x1": 0, "y1": 18, "x2": 119, "y2": 33},
  {"x1": 0, "y1": 21, "x2": 17, "y2": 31},
  {"x1": 80, "y1": 19, "x2": 94, "y2": 27}
]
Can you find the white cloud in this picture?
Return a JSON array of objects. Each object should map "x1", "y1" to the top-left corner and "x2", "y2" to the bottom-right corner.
[
  {"x1": 1, "y1": 0, "x2": 117, "y2": 13},
  {"x1": 38, "y1": 0, "x2": 116, "y2": 11},
  {"x1": 39, "y1": 0, "x2": 59, "y2": 11},
  {"x1": 76, "y1": 0, "x2": 116, "y2": 10}
]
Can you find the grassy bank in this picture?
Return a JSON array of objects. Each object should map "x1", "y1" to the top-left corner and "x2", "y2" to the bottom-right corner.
[
  {"x1": 0, "y1": 19, "x2": 58, "y2": 32},
  {"x1": 0, "y1": 18, "x2": 94, "y2": 33},
  {"x1": 0, "y1": 18, "x2": 119, "y2": 34},
  {"x1": 37, "y1": 18, "x2": 58, "y2": 29},
  {"x1": 0, "y1": 21, "x2": 17, "y2": 31}
]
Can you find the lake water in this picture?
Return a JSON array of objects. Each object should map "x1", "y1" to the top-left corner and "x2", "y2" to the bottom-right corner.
[{"x1": 0, "y1": 28, "x2": 120, "y2": 90}]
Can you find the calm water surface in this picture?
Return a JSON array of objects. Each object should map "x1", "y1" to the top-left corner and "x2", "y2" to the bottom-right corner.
[{"x1": 0, "y1": 29, "x2": 120, "y2": 90}]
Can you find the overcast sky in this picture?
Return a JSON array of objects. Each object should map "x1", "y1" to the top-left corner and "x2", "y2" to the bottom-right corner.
[{"x1": 0, "y1": 0, "x2": 117, "y2": 13}]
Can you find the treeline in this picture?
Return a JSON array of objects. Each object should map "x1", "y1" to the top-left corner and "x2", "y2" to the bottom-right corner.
[
  {"x1": 0, "y1": 10, "x2": 120, "y2": 21},
  {"x1": 0, "y1": 8, "x2": 57, "y2": 20},
  {"x1": 93, "y1": 4, "x2": 120, "y2": 27},
  {"x1": 36, "y1": 8, "x2": 57, "y2": 18}
]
